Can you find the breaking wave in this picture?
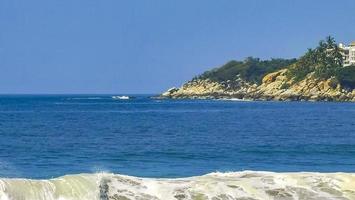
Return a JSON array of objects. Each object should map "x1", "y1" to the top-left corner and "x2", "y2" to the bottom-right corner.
[{"x1": 1, "y1": 171, "x2": 355, "y2": 200}]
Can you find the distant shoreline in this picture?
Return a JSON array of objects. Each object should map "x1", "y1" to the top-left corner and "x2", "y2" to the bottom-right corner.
[{"x1": 160, "y1": 37, "x2": 355, "y2": 102}]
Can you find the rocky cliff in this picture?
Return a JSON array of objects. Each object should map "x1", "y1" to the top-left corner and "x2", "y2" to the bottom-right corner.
[
  {"x1": 161, "y1": 68, "x2": 355, "y2": 101},
  {"x1": 161, "y1": 37, "x2": 355, "y2": 102}
]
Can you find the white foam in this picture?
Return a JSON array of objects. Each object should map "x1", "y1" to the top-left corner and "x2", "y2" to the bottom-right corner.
[
  {"x1": 112, "y1": 96, "x2": 130, "y2": 100},
  {"x1": 1, "y1": 171, "x2": 355, "y2": 200},
  {"x1": 217, "y1": 98, "x2": 252, "y2": 102}
]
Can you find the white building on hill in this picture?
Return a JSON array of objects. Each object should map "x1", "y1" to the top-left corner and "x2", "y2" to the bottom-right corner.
[{"x1": 339, "y1": 41, "x2": 355, "y2": 66}]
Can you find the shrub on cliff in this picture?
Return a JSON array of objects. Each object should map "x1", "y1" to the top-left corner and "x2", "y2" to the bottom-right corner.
[
  {"x1": 286, "y1": 49, "x2": 315, "y2": 82},
  {"x1": 337, "y1": 65, "x2": 355, "y2": 89},
  {"x1": 196, "y1": 57, "x2": 297, "y2": 84}
]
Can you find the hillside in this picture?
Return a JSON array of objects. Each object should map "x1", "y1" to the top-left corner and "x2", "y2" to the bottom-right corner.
[
  {"x1": 196, "y1": 57, "x2": 297, "y2": 84},
  {"x1": 161, "y1": 37, "x2": 355, "y2": 101}
]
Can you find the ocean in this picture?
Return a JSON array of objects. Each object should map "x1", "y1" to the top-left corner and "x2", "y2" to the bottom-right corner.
[{"x1": 0, "y1": 95, "x2": 354, "y2": 199}]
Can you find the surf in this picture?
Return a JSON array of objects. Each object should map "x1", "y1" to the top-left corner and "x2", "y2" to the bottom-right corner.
[{"x1": 1, "y1": 171, "x2": 355, "y2": 200}]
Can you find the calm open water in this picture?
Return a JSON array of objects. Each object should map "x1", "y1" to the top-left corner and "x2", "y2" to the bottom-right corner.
[{"x1": 0, "y1": 95, "x2": 354, "y2": 179}]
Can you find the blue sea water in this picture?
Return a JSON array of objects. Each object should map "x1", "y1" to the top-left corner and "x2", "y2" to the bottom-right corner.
[{"x1": 0, "y1": 95, "x2": 354, "y2": 179}]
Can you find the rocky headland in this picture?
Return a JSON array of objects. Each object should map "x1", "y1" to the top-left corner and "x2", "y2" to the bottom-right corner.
[
  {"x1": 160, "y1": 37, "x2": 355, "y2": 102},
  {"x1": 161, "y1": 69, "x2": 355, "y2": 101}
]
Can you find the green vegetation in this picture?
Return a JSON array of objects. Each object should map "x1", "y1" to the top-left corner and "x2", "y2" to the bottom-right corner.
[
  {"x1": 196, "y1": 57, "x2": 297, "y2": 84},
  {"x1": 286, "y1": 36, "x2": 344, "y2": 81},
  {"x1": 285, "y1": 36, "x2": 355, "y2": 88},
  {"x1": 337, "y1": 65, "x2": 355, "y2": 89},
  {"x1": 194, "y1": 36, "x2": 355, "y2": 89}
]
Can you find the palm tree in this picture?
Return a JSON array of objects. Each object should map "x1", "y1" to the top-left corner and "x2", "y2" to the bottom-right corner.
[
  {"x1": 311, "y1": 36, "x2": 343, "y2": 79},
  {"x1": 332, "y1": 44, "x2": 343, "y2": 66},
  {"x1": 325, "y1": 36, "x2": 336, "y2": 49}
]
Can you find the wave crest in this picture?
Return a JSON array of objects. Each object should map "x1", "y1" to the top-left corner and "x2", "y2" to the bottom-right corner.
[{"x1": 1, "y1": 171, "x2": 355, "y2": 200}]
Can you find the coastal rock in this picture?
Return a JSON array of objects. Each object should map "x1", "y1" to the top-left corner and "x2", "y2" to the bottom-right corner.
[
  {"x1": 262, "y1": 70, "x2": 285, "y2": 84},
  {"x1": 160, "y1": 68, "x2": 355, "y2": 102},
  {"x1": 161, "y1": 87, "x2": 179, "y2": 97},
  {"x1": 256, "y1": 69, "x2": 354, "y2": 101}
]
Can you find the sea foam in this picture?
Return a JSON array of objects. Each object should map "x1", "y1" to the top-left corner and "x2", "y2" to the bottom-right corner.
[{"x1": 1, "y1": 171, "x2": 355, "y2": 200}]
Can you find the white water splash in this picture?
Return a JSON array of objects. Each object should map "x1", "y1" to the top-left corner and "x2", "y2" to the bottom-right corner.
[{"x1": 1, "y1": 171, "x2": 355, "y2": 200}]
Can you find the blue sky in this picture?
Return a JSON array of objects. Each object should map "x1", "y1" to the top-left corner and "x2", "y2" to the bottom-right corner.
[{"x1": 0, "y1": 0, "x2": 354, "y2": 94}]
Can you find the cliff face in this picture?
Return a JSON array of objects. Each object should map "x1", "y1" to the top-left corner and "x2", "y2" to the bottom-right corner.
[
  {"x1": 161, "y1": 76, "x2": 257, "y2": 99},
  {"x1": 257, "y1": 69, "x2": 355, "y2": 101},
  {"x1": 161, "y1": 37, "x2": 355, "y2": 101},
  {"x1": 161, "y1": 68, "x2": 355, "y2": 102}
]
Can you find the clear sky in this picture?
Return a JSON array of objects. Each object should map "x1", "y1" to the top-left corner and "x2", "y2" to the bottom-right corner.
[{"x1": 0, "y1": 0, "x2": 354, "y2": 94}]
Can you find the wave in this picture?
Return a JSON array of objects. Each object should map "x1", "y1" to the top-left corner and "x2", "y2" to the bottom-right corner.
[
  {"x1": 111, "y1": 96, "x2": 130, "y2": 100},
  {"x1": 217, "y1": 98, "x2": 252, "y2": 102},
  {"x1": 1, "y1": 171, "x2": 355, "y2": 200}
]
